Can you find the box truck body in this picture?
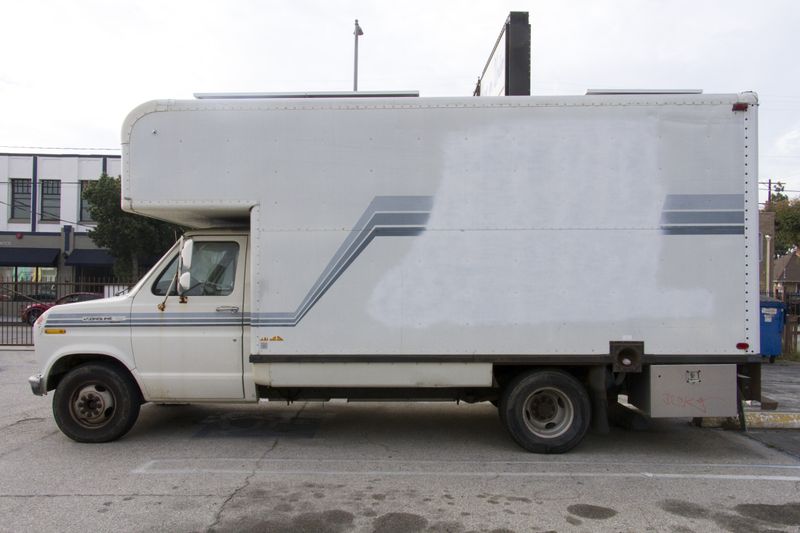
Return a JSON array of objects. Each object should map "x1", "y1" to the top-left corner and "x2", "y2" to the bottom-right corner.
[{"x1": 30, "y1": 92, "x2": 761, "y2": 452}]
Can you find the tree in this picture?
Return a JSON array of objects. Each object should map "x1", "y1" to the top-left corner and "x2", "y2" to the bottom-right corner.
[
  {"x1": 82, "y1": 174, "x2": 183, "y2": 280},
  {"x1": 769, "y1": 181, "x2": 789, "y2": 205},
  {"x1": 766, "y1": 195, "x2": 800, "y2": 256}
]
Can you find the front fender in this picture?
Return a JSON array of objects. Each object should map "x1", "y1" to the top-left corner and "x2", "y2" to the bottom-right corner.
[
  {"x1": 33, "y1": 295, "x2": 142, "y2": 396},
  {"x1": 39, "y1": 342, "x2": 149, "y2": 399}
]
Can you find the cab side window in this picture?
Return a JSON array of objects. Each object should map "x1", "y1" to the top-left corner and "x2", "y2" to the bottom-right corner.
[
  {"x1": 183, "y1": 242, "x2": 239, "y2": 296},
  {"x1": 151, "y1": 242, "x2": 239, "y2": 297}
]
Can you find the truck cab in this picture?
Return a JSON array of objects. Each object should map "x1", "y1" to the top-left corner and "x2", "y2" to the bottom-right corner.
[{"x1": 30, "y1": 230, "x2": 252, "y2": 441}]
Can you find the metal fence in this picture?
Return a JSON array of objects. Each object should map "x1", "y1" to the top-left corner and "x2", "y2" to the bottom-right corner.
[
  {"x1": 0, "y1": 278, "x2": 132, "y2": 346},
  {"x1": 785, "y1": 315, "x2": 799, "y2": 355}
]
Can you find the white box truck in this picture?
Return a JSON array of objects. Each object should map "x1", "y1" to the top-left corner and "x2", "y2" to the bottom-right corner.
[{"x1": 29, "y1": 91, "x2": 761, "y2": 453}]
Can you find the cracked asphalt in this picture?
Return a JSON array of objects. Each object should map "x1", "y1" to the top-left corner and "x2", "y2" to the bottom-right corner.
[{"x1": 2, "y1": 348, "x2": 800, "y2": 532}]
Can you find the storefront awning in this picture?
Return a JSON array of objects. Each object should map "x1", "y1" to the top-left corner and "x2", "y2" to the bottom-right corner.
[
  {"x1": 0, "y1": 247, "x2": 60, "y2": 267},
  {"x1": 65, "y1": 249, "x2": 114, "y2": 266}
]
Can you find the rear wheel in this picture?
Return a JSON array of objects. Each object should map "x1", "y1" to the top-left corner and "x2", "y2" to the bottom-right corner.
[
  {"x1": 53, "y1": 363, "x2": 141, "y2": 443},
  {"x1": 500, "y1": 369, "x2": 590, "y2": 454}
]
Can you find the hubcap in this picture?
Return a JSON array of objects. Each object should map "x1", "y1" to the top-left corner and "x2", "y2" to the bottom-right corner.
[
  {"x1": 522, "y1": 387, "x2": 574, "y2": 439},
  {"x1": 70, "y1": 384, "x2": 115, "y2": 428}
]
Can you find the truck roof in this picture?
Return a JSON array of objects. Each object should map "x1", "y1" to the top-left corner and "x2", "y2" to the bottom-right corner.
[{"x1": 122, "y1": 92, "x2": 757, "y2": 228}]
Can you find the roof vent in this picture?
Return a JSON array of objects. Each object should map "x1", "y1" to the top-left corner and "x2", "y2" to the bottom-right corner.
[
  {"x1": 585, "y1": 89, "x2": 703, "y2": 95},
  {"x1": 194, "y1": 91, "x2": 419, "y2": 100}
]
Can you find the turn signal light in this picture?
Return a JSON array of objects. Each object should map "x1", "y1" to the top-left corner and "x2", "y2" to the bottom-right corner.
[{"x1": 44, "y1": 329, "x2": 66, "y2": 335}]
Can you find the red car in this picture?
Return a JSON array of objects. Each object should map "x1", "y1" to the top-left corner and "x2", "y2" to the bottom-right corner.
[{"x1": 21, "y1": 292, "x2": 104, "y2": 325}]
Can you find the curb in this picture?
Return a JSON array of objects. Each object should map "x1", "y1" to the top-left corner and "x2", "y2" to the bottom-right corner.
[{"x1": 699, "y1": 412, "x2": 800, "y2": 429}]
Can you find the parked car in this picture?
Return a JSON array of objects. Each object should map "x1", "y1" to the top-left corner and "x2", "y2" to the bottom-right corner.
[
  {"x1": 19, "y1": 291, "x2": 57, "y2": 303},
  {"x1": 21, "y1": 292, "x2": 103, "y2": 325}
]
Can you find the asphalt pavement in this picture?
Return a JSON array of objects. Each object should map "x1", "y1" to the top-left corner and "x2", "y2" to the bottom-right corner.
[
  {"x1": 2, "y1": 348, "x2": 800, "y2": 532},
  {"x1": 760, "y1": 359, "x2": 800, "y2": 412},
  {"x1": 739, "y1": 359, "x2": 800, "y2": 461}
]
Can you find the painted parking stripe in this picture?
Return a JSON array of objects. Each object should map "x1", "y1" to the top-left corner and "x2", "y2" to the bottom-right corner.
[{"x1": 132, "y1": 458, "x2": 800, "y2": 481}]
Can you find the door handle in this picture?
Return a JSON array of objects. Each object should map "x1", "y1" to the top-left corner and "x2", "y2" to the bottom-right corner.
[{"x1": 215, "y1": 306, "x2": 240, "y2": 313}]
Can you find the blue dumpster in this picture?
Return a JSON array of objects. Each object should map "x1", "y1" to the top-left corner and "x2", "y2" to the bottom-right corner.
[{"x1": 760, "y1": 298, "x2": 785, "y2": 358}]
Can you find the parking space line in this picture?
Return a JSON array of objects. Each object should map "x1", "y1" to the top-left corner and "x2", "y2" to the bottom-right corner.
[
  {"x1": 130, "y1": 458, "x2": 800, "y2": 481},
  {"x1": 132, "y1": 458, "x2": 800, "y2": 469},
  {"x1": 132, "y1": 468, "x2": 800, "y2": 482}
]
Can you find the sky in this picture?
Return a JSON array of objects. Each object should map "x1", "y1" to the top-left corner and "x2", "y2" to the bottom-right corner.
[{"x1": 1, "y1": 0, "x2": 798, "y2": 203}]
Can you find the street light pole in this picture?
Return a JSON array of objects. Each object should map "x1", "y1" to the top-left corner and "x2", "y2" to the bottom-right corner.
[
  {"x1": 766, "y1": 234, "x2": 772, "y2": 297},
  {"x1": 353, "y1": 19, "x2": 363, "y2": 91}
]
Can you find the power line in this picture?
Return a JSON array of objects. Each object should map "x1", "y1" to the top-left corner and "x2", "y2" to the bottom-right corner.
[
  {"x1": 0, "y1": 198, "x2": 94, "y2": 230},
  {"x1": 759, "y1": 190, "x2": 800, "y2": 194}
]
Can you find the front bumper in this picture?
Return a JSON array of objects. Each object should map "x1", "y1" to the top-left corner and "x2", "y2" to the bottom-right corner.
[{"x1": 29, "y1": 374, "x2": 46, "y2": 396}]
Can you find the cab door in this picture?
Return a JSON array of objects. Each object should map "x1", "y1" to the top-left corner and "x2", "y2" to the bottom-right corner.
[{"x1": 131, "y1": 235, "x2": 247, "y2": 400}]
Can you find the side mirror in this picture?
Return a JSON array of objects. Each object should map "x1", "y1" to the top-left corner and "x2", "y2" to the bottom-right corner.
[
  {"x1": 178, "y1": 272, "x2": 192, "y2": 294},
  {"x1": 180, "y1": 239, "x2": 194, "y2": 270}
]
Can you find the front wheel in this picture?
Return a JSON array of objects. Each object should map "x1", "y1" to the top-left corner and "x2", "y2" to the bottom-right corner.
[
  {"x1": 53, "y1": 363, "x2": 141, "y2": 443},
  {"x1": 500, "y1": 369, "x2": 590, "y2": 454}
]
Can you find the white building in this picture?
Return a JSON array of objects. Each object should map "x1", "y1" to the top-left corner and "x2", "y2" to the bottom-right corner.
[{"x1": 0, "y1": 152, "x2": 121, "y2": 281}]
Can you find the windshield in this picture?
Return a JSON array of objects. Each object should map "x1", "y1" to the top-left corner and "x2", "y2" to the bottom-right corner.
[{"x1": 128, "y1": 240, "x2": 182, "y2": 297}]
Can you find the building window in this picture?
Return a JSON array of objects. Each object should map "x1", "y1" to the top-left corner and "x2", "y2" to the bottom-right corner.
[
  {"x1": 10, "y1": 179, "x2": 31, "y2": 220},
  {"x1": 0, "y1": 266, "x2": 57, "y2": 283},
  {"x1": 40, "y1": 179, "x2": 61, "y2": 222},
  {"x1": 80, "y1": 180, "x2": 94, "y2": 222}
]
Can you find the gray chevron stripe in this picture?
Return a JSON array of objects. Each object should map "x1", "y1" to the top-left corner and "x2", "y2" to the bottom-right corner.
[
  {"x1": 47, "y1": 193, "x2": 434, "y2": 329},
  {"x1": 661, "y1": 194, "x2": 745, "y2": 236},
  {"x1": 45, "y1": 312, "x2": 247, "y2": 328},
  {"x1": 253, "y1": 195, "x2": 433, "y2": 327},
  {"x1": 661, "y1": 211, "x2": 744, "y2": 225},
  {"x1": 661, "y1": 226, "x2": 746, "y2": 235}
]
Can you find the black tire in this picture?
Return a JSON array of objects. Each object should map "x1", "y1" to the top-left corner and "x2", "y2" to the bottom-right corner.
[
  {"x1": 26, "y1": 308, "x2": 42, "y2": 325},
  {"x1": 500, "y1": 369, "x2": 590, "y2": 454},
  {"x1": 52, "y1": 363, "x2": 141, "y2": 443}
]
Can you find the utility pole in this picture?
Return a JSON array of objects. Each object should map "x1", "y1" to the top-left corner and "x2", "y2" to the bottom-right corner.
[
  {"x1": 768, "y1": 178, "x2": 772, "y2": 205},
  {"x1": 353, "y1": 19, "x2": 364, "y2": 91}
]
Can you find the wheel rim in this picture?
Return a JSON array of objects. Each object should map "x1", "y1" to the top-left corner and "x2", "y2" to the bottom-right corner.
[
  {"x1": 69, "y1": 383, "x2": 116, "y2": 429},
  {"x1": 521, "y1": 387, "x2": 574, "y2": 439}
]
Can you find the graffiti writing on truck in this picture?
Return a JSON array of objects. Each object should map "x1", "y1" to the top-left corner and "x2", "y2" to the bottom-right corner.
[{"x1": 662, "y1": 393, "x2": 707, "y2": 413}]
